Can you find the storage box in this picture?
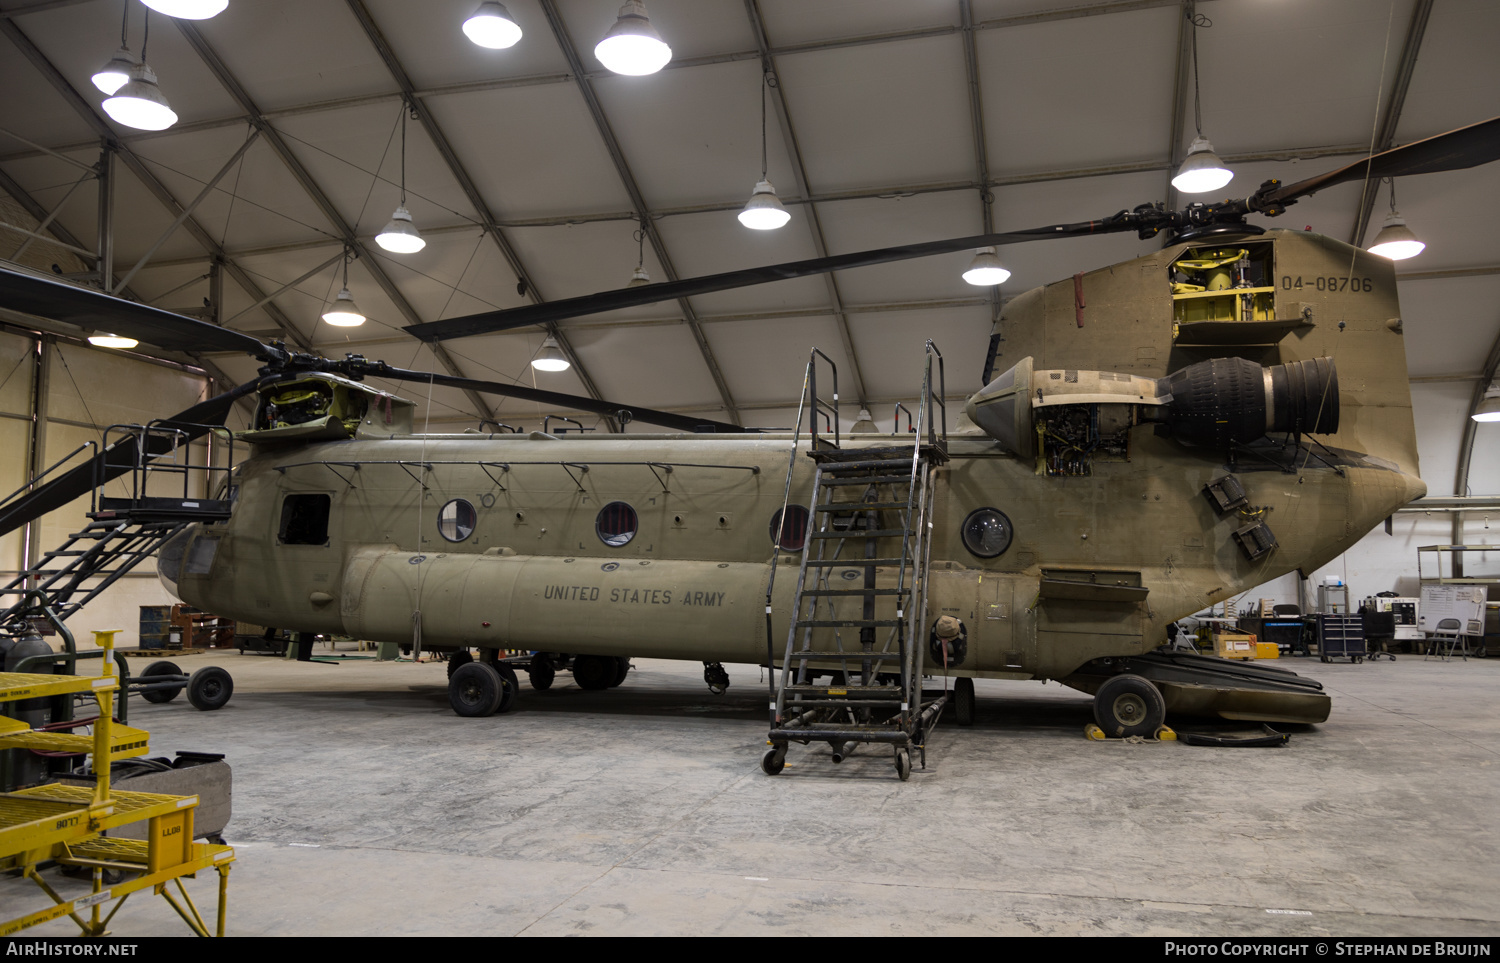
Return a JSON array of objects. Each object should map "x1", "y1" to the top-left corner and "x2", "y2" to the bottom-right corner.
[
  {"x1": 1255, "y1": 641, "x2": 1279, "y2": 659},
  {"x1": 1215, "y1": 632, "x2": 1256, "y2": 660}
]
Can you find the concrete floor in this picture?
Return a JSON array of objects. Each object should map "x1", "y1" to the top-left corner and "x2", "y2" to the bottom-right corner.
[{"x1": 4, "y1": 648, "x2": 1498, "y2": 937}]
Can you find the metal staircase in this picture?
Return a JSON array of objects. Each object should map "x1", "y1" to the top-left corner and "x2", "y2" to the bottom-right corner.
[
  {"x1": 0, "y1": 422, "x2": 234, "y2": 629},
  {"x1": 762, "y1": 342, "x2": 949, "y2": 780}
]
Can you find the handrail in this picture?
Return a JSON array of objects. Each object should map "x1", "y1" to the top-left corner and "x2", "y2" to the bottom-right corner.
[
  {"x1": 544, "y1": 415, "x2": 587, "y2": 435},
  {"x1": 0, "y1": 441, "x2": 96, "y2": 510},
  {"x1": 95, "y1": 422, "x2": 237, "y2": 513}
]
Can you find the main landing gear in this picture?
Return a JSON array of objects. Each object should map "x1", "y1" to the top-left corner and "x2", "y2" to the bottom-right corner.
[{"x1": 443, "y1": 650, "x2": 632, "y2": 716}]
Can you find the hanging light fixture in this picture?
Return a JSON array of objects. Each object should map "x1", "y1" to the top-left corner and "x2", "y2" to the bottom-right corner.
[
  {"x1": 738, "y1": 68, "x2": 790, "y2": 231},
  {"x1": 962, "y1": 247, "x2": 1011, "y2": 286},
  {"x1": 463, "y1": 2, "x2": 522, "y2": 49},
  {"x1": 140, "y1": 0, "x2": 227, "y2": 19},
  {"x1": 101, "y1": 10, "x2": 176, "y2": 131},
  {"x1": 92, "y1": 49, "x2": 137, "y2": 95},
  {"x1": 531, "y1": 336, "x2": 570, "y2": 372},
  {"x1": 322, "y1": 253, "x2": 366, "y2": 327},
  {"x1": 851, "y1": 408, "x2": 878, "y2": 433},
  {"x1": 626, "y1": 218, "x2": 651, "y2": 286},
  {"x1": 376, "y1": 104, "x2": 426, "y2": 254},
  {"x1": 595, "y1": 0, "x2": 671, "y2": 76},
  {"x1": 1472, "y1": 385, "x2": 1500, "y2": 423},
  {"x1": 1368, "y1": 179, "x2": 1426, "y2": 261},
  {"x1": 1171, "y1": 11, "x2": 1232, "y2": 195},
  {"x1": 88, "y1": 333, "x2": 138, "y2": 349}
]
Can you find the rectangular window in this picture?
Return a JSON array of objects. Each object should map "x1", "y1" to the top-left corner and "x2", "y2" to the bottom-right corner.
[
  {"x1": 184, "y1": 536, "x2": 220, "y2": 575},
  {"x1": 279, "y1": 494, "x2": 331, "y2": 545}
]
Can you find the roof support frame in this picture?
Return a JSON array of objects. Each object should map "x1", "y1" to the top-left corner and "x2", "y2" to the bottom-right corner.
[
  {"x1": 537, "y1": 0, "x2": 742, "y2": 426},
  {"x1": 743, "y1": 0, "x2": 867, "y2": 408}
]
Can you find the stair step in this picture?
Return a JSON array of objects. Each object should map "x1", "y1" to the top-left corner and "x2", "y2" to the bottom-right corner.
[
  {"x1": 819, "y1": 459, "x2": 914, "y2": 473},
  {"x1": 795, "y1": 619, "x2": 904, "y2": 628},
  {"x1": 805, "y1": 558, "x2": 905, "y2": 567},
  {"x1": 789, "y1": 650, "x2": 902, "y2": 660},
  {"x1": 819, "y1": 475, "x2": 914, "y2": 487},
  {"x1": 810, "y1": 529, "x2": 911, "y2": 539},
  {"x1": 800, "y1": 588, "x2": 905, "y2": 596},
  {"x1": 815, "y1": 501, "x2": 911, "y2": 512}
]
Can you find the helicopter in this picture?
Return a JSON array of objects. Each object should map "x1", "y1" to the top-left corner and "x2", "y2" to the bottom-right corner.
[{"x1": 0, "y1": 116, "x2": 1495, "y2": 776}]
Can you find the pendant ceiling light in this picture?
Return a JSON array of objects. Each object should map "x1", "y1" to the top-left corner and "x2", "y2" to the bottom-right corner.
[
  {"x1": 531, "y1": 336, "x2": 570, "y2": 372},
  {"x1": 626, "y1": 218, "x2": 651, "y2": 286},
  {"x1": 1367, "y1": 179, "x2": 1425, "y2": 261},
  {"x1": 376, "y1": 105, "x2": 426, "y2": 254},
  {"x1": 322, "y1": 253, "x2": 366, "y2": 327},
  {"x1": 962, "y1": 247, "x2": 1011, "y2": 286},
  {"x1": 140, "y1": 0, "x2": 227, "y2": 19},
  {"x1": 463, "y1": 2, "x2": 522, "y2": 49},
  {"x1": 92, "y1": 48, "x2": 137, "y2": 96},
  {"x1": 595, "y1": 0, "x2": 671, "y2": 76},
  {"x1": 101, "y1": 10, "x2": 176, "y2": 131},
  {"x1": 1171, "y1": 11, "x2": 1232, "y2": 195},
  {"x1": 88, "y1": 333, "x2": 138, "y2": 349},
  {"x1": 1472, "y1": 385, "x2": 1500, "y2": 423},
  {"x1": 738, "y1": 69, "x2": 790, "y2": 231}
]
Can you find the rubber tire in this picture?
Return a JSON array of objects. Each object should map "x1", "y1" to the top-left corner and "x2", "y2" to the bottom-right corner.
[
  {"x1": 609, "y1": 656, "x2": 631, "y2": 687},
  {"x1": 573, "y1": 655, "x2": 614, "y2": 691},
  {"x1": 761, "y1": 748, "x2": 785, "y2": 775},
  {"x1": 894, "y1": 748, "x2": 912, "y2": 781},
  {"x1": 954, "y1": 677, "x2": 975, "y2": 727},
  {"x1": 528, "y1": 656, "x2": 555, "y2": 691},
  {"x1": 140, "y1": 661, "x2": 184, "y2": 704},
  {"x1": 446, "y1": 650, "x2": 474, "y2": 679},
  {"x1": 1092, "y1": 674, "x2": 1165, "y2": 738},
  {"x1": 187, "y1": 666, "x2": 234, "y2": 711},
  {"x1": 449, "y1": 662, "x2": 503, "y2": 717},
  {"x1": 495, "y1": 665, "x2": 519, "y2": 714}
]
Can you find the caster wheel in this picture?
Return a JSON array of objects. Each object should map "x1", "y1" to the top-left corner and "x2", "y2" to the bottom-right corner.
[
  {"x1": 894, "y1": 748, "x2": 911, "y2": 781},
  {"x1": 954, "y1": 677, "x2": 975, "y2": 727},
  {"x1": 187, "y1": 666, "x2": 233, "y2": 711},
  {"x1": 761, "y1": 748, "x2": 785, "y2": 776}
]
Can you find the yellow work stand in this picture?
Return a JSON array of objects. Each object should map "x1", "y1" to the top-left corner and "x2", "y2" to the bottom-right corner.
[{"x1": 0, "y1": 630, "x2": 235, "y2": 937}]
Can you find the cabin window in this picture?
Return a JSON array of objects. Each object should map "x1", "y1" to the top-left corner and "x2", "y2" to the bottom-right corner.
[
  {"x1": 596, "y1": 501, "x2": 638, "y2": 547},
  {"x1": 961, "y1": 508, "x2": 1013, "y2": 559},
  {"x1": 183, "y1": 536, "x2": 219, "y2": 576},
  {"x1": 279, "y1": 494, "x2": 331, "y2": 545},
  {"x1": 769, "y1": 506, "x2": 809, "y2": 551},
  {"x1": 438, "y1": 498, "x2": 477, "y2": 542}
]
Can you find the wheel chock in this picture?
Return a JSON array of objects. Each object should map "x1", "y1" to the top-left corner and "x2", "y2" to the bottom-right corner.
[{"x1": 1084, "y1": 723, "x2": 1177, "y2": 741}]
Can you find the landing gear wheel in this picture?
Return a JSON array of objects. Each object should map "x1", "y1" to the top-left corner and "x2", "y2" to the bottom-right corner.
[
  {"x1": 610, "y1": 656, "x2": 631, "y2": 687},
  {"x1": 1321, "y1": 654, "x2": 1331, "y2": 663},
  {"x1": 954, "y1": 677, "x2": 975, "y2": 727},
  {"x1": 446, "y1": 650, "x2": 473, "y2": 679},
  {"x1": 140, "y1": 661, "x2": 184, "y2": 703},
  {"x1": 572, "y1": 655, "x2": 613, "y2": 691},
  {"x1": 528, "y1": 656, "x2": 555, "y2": 691},
  {"x1": 186, "y1": 666, "x2": 233, "y2": 711},
  {"x1": 495, "y1": 665, "x2": 519, "y2": 714},
  {"x1": 1092, "y1": 674, "x2": 1165, "y2": 738},
  {"x1": 449, "y1": 662, "x2": 503, "y2": 717},
  {"x1": 761, "y1": 747, "x2": 785, "y2": 775},
  {"x1": 894, "y1": 748, "x2": 912, "y2": 781}
]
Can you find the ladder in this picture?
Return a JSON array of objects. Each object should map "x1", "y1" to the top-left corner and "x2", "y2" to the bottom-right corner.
[
  {"x1": 0, "y1": 421, "x2": 236, "y2": 630},
  {"x1": 762, "y1": 342, "x2": 949, "y2": 781}
]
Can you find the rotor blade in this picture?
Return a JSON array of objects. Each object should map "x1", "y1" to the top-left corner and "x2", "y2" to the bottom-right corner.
[
  {"x1": 365, "y1": 365, "x2": 753, "y2": 434},
  {"x1": 0, "y1": 263, "x2": 280, "y2": 360},
  {"x1": 405, "y1": 217, "x2": 1131, "y2": 342},
  {"x1": 0, "y1": 377, "x2": 269, "y2": 538},
  {"x1": 1262, "y1": 115, "x2": 1500, "y2": 205}
]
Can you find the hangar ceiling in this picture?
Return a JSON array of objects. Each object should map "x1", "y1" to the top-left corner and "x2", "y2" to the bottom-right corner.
[{"x1": 0, "y1": 0, "x2": 1497, "y2": 448}]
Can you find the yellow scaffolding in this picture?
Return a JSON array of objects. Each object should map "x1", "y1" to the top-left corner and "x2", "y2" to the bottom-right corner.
[{"x1": 0, "y1": 630, "x2": 234, "y2": 937}]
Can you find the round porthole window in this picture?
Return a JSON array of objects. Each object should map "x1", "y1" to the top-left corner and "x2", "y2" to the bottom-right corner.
[
  {"x1": 596, "y1": 501, "x2": 638, "y2": 547},
  {"x1": 769, "y1": 505, "x2": 810, "y2": 551},
  {"x1": 438, "y1": 498, "x2": 477, "y2": 542},
  {"x1": 961, "y1": 507, "x2": 1013, "y2": 559}
]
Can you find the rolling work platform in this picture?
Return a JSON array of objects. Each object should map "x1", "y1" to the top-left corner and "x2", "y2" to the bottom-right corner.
[
  {"x1": 763, "y1": 343, "x2": 950, "y2": 780},
  {"x1": 0, "y1": 422, "x2": 234, "y2": 630},
  {"x1": 0, "y1": 630, "x2": 234, "y2": 937}
]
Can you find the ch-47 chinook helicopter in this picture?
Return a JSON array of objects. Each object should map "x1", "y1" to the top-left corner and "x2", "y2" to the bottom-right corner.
[{"x1": 1, "y1": 117, "x2": 1496, "y2": 779}]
